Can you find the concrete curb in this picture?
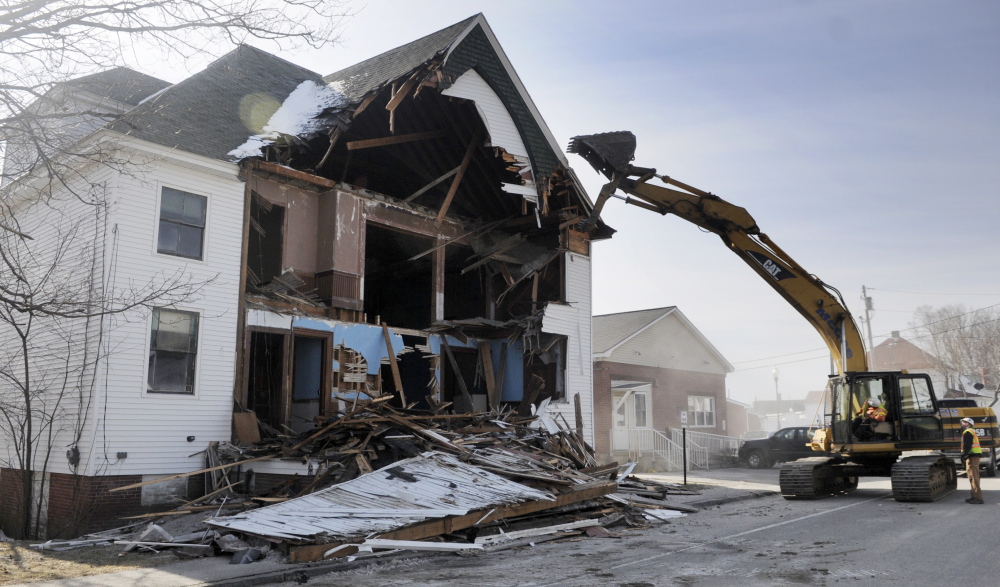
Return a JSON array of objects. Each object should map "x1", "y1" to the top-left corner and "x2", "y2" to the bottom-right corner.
[{"x1": 684, "y1": 489, "x2": 778, "y2": 509}]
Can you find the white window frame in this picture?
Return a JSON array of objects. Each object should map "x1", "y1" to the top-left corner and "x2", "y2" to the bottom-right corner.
[
  {"x1": 153, "y1": 183, "x2": 211, "y2": 263},
  {"x1": 687, "y1": 395, "x2": 716, "y2": 428},
  {"x1": 145, "y1": 306, "x2": 203, "y2": 396}
]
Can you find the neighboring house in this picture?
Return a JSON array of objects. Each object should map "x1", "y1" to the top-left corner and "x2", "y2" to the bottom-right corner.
[
  {"x1": 0, "y1": 14, "x2": 608, "y2": 538},
  {"x1": 870, "y1": 331, "x2": 946, "y2": 392},
  {"x1": 726, "y1": 398, "x2": 766, "y2": 438},
  {"x1": 592, "y1": 307, "x2": 733, "y2": 464},
  {"x1": 871, "y1": 331, "x2": 992, "y2": 405}
]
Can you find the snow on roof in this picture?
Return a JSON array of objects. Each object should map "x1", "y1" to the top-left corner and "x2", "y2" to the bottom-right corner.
[{"x1": 228, "y1": 80, "x2": 347, "y2": 160}]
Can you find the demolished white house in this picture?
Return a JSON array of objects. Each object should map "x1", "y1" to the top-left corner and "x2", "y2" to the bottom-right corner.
[{"x1": 0, "y1": 14, "x2": 611, "y2": 538}]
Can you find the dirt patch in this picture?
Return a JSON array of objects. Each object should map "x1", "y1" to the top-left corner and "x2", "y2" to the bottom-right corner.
[{"x1": 0, "y1": 542, "x2": 176, "y2": 585}]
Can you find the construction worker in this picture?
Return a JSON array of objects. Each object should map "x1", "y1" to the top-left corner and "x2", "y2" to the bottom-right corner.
[
  {"x1": 851, "y1": 398, "x2": 887, "y2": 441},
  {"x1": 961, "y1": 417, "x2": 984, "y2": 504}
]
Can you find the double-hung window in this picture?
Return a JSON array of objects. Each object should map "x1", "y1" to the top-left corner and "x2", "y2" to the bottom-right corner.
[
  {"x1": 687, "y1": 395, "x2": 716, "y2": 427},
  {"x1": 158, "y1": 187, "x2": 207, "y2": 259},
  {"x1": 148, "y1": 308, "x2": 200, "y2": 394}
]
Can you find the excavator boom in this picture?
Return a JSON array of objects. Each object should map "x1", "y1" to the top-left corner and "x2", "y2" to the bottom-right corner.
[{"x1": 568, "y1": 131, "x2": 867, "y2": 374}]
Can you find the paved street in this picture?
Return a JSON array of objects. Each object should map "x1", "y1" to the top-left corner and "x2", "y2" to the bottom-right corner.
[{"x1": 273, "y1": 467, "x2": 1000, "y2": 587}]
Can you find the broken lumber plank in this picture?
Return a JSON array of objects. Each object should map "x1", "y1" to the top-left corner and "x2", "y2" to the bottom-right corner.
[
  {"x1": 288, "y1": 396, "x2": 392, "y2": 453},
  {"x1": 405, "y1": 165, "x2": 461, "y2": 203},
  {"x1": 381, "y1": 323, "x2": 405, "y2": 405},
  {"x1": 475, "y1": 519, "x2": 600, "y2": 544},
  {"x1": 436, "y1": 129, "x2": 481, "y2": 225},
  {"x1": 109, "y1": 455, "x2": 274, "y2": 492},
  {"x1": 346, "y1": 130, "x2": 446, "y2": 150},
  {"x1": 360, "y1": 539, "x2": 482, "y2": 552},
  {"x1": 608, "y1": 493, "x2": 700, "y2": 513},
  {"x1": 385, "y1": 73, "x2": 421, "y2": 113},
  {"x1": 440, "y1": 337, "x2": 473, "y2": 411},
  {"x1": 114, "y1": 541, "x2": 212, "y2": 550},
  {"x1": 479, "y1": 342, "x2": 498, "y2": 410},
  {"x1": 290, "y1": 479, "x2": 618, "y2": 562}
]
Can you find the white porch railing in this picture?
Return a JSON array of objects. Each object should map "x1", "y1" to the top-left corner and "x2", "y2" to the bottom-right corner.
[
  {"x1": 670, "y1": 429, "x2": 741, "y2": 461},
  {"x1": 611, "y1": 428, "x2": 709, "y2": 472}
]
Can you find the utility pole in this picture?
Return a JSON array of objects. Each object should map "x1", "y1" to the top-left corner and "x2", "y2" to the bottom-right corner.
[
  {"x1": 772, "y1": 366, "x2": 781, "y2": 430},
  {"x1": 861, "y1": 285, "x2": 875, "y2": 365}
]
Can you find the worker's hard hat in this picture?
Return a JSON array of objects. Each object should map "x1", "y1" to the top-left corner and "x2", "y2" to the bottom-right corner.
[
  {"x1": 867, "y1": 398, "x2": 880, "y2": 407},
  {"x1": 961, "y1": 417, "x2": 975, "y2": 426}
]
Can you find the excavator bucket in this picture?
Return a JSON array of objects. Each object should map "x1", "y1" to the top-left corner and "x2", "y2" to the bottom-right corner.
[{"x1": 567, "y1": 131, "x2": 637, "y2": 179}]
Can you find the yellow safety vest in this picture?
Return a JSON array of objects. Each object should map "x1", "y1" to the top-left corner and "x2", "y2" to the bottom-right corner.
[{"x1": 964, "y1": 427, "x2": 982, "y2": 454}]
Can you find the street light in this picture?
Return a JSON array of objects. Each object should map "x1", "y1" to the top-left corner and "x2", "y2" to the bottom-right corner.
[{"x1": 773, "y1": 366, "x2": 781, "y2": 429}]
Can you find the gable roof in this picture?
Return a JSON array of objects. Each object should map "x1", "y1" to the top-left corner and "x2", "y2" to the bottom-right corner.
[
  {"x1": 324, "y1": 15, "x2": 478, "y2": 102},
  {"x1": 870, "y1": 333, "x2": 941, "y2": 371},
  {"x1": 110, "y1": 45, "x2": 324, "y2": 160},
  {"x1": 593, "y1": 306, "x2": 734, "y2": 372},
  {"x1": 323, "y1": 14, "x2": 571, "y2": 184},
  {"x1": 593, "y1": 307, "x2": 675, "y2": 354},
  {"x1": 63, "y1": 67, "x2": 171, "y2": 106}
]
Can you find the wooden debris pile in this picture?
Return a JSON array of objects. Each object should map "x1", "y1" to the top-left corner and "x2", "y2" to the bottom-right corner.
[
  {"x1": 98, "y1": 400, "x2": 703, "y2": 564},
  {"x1": 218, "y1": 397, "x2": 599, "y2": 500}
]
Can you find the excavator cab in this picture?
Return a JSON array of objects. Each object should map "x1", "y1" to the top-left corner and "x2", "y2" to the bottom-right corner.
[{"x1": 827, "y1": 372, "x2": 943, "y2": 446}]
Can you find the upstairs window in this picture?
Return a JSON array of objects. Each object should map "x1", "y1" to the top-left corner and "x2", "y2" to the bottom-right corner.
[
  {"x1": 158, "y1": 187, "x2": 207, "y2": 259},
  {"x1": 148, "y1": 308, "x2": 200, "y2": 394}
]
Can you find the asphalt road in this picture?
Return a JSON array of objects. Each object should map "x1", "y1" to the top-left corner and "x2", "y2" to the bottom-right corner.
[{"x1": 278, "y1": 467, "x2": 1000, "y2": 587}]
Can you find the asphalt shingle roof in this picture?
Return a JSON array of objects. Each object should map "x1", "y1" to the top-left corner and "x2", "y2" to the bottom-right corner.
[
  {"x1": 64, "y1": 67, "x2": 171, "y2": 106},
  {"x1": 110, "y1": 45, "x2": 324, "y2": 160},
  {"x1": 592, "y1": 307, "x2": 675, "y2": 354},
  {"x1": 323, "y1": 15, "x2": 479, "y2": 102}
]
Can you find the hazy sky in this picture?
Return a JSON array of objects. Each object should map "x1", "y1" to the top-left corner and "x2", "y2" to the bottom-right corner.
[{"x1": 142, "y1": 1, "x2": 1000, "y2": 404}]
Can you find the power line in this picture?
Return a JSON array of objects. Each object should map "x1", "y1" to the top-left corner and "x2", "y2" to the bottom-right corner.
[
  {"x1": 868, "y1": 287, "x2": 1000, "y2": 296},
  {"x1": 731, "y1": 302, "x2": 1000, "y2": 367}
]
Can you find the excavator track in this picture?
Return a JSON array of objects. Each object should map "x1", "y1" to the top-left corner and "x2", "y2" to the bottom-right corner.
[
  {"x1": 779, "y1": 457, "x2": 858, "y2": 500},
  {"x1": 890, "y1": 455, "x2": 956, "y2": 502}
]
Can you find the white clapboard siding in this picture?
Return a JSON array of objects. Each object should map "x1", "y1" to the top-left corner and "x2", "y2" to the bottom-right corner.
[
  {"x1": 608, "y1": 312, "x2": 730, "y2": 374},
  {"x1": 540, "y1": 253, "x2": 594, "y2": 445},
  {"x1": 82, "y1": 151, "x2": 244, "y2": 476},
  {"x1": 0, "y1": 168, "x2": 117, "y2": 474},
  {"x1": 442, "y1": 69, "x2": 529, "y2": 158}
]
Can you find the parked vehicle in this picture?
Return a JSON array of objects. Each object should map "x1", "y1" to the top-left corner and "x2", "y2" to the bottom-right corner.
[{"x1": 738, "y1": 427, "x2": 824, "y2": 469}]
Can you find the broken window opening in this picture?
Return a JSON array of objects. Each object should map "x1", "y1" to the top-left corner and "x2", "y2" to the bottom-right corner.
[
  {"x1": 380, "y1": 335, "x2": 435, "y2": 410},
  {"x1": 442, "y1": 345, "x2": 487, "y2": 412},
  {"x1": 363, "y1": 223, "x2": 434, "y2": 330},
  {"x1": 245, "y1": 331, "x2": 285, "y2": 431},
  {"x1": 444, "y1": 243, "x2": 487, "y2": 321},
  {"x1": 247, "y1": 193, "x2": 285, "y2": 287},
  {"x1": 528, "y1": 335, "x2": 567, "y2": 404}
]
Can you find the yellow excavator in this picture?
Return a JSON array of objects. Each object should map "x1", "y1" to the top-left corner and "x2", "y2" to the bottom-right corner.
[{"x1": 569, "y1": 131, "x2": 998, "y2": 501}]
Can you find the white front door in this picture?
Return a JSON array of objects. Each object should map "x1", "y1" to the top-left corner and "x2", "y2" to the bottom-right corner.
[{"x1": 611, "y1": 384, "x2": 652, "y2": 452}]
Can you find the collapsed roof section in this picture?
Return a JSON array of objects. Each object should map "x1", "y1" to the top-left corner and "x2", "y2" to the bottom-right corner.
[{"x1": 225, "y1": 14, "x2": 608, "y2": 233}]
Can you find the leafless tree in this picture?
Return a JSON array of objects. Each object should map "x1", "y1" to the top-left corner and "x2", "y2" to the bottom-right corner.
[
  {"x1": 911, "y1": 304, "x2": 1000, "y2": 406},
  {"x1": 0, "y1": 184, "x2": 210, "y2": 538},
  {"x1": 0, "y1": 0, "x2": 347, "y2": 538},
  {"x1": 1, "y1": 0, "x2": 350, "y2": 190}
]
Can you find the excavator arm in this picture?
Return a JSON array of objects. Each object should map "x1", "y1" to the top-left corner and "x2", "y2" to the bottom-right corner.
[{"x1": 569, "y1": 131, "x2": 867, "y2": 374}]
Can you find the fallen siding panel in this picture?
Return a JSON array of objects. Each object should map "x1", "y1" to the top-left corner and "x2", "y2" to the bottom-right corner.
[{"x1": 206, "y1": 452, "x2": 552, "y2": 542}]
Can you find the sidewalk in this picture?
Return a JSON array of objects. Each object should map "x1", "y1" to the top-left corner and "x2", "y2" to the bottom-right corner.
[{"x1": 12, "y1": 467, "x2": 778, "y2": 587}]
